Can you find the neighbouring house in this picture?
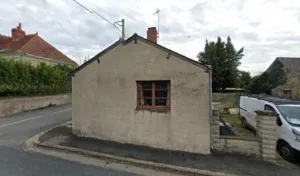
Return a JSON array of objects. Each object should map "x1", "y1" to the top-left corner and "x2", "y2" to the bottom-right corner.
[
  {"x1": 69, "y1": 27, "x2": 212, "y2": 154},
  {"x1": 266, "y1": 57, "x2": 300, "y2": 99},
  {"x1": 0, "y1": 23, "x2": 77, "y2": 66}
]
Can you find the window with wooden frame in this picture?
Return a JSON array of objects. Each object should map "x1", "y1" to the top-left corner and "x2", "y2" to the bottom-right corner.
[{"x1": 136, "y1": 81, "x2": 170, "y2": 110}]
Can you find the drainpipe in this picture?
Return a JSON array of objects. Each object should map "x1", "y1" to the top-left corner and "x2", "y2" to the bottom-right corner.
[{"x1": 207, "y1": 65, "x2": 213, "y2": 150}]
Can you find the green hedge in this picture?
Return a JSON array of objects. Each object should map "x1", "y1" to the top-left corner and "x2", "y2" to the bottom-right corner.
[{"x1": 0, "y1": 56, "x2": 73, "y2": 96}]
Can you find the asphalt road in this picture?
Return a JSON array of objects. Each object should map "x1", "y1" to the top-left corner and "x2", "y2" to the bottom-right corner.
[{"x1": 0, "y1": 104, "x2": 136, "y2": 176}]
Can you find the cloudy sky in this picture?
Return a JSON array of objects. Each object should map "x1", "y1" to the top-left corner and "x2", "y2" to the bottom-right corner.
[{"x1": 1, "y1": 0, "x2": 300, "y2": 75}]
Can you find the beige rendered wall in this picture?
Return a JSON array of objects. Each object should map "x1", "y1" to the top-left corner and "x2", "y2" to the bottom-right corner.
[
  {"x1": 72, "y1": 40, "x2": 210, "y2": 154},
  {"x1": 0, "y1": 94, "x2": 71, "y2": 117}
]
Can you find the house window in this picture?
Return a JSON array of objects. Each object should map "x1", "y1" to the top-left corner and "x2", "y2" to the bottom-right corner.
[
  {"x1": 136, "y1": 81, "x2": 170, "y2": 110},
  {"x1": 282, "y1": 90, "x2": 292, "y2": 98}
]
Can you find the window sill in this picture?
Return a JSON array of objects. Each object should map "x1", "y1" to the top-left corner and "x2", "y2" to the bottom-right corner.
[{"x1": 135, "y1": 107, "x2": 170, "y2": 112}]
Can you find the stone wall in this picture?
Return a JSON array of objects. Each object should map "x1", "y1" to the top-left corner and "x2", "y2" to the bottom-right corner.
[
  {"x1": 0, "y1": 51, "x2": 68, "y2": 66},
  {"x1": 219, "y1": 137, "x2": 260, "y2": 156},
  {"x1": 212, "y1": 93, "x2": 240, "y2": 105},
  {"x1": 211, "y1": 110, "x2": 278, "y2": 162},
  {"x1": 272, "y1": 84, "x2": 300, "y2": 100},
  {"x1": 0, "y1": 94, "x2": 71, "y2": 117},
  {"x1": 211, "y1": 110, "x2": 220, "y2": 149},
  {"x1": 211, "y1": 110, "x2": 259, "y2": 156}
]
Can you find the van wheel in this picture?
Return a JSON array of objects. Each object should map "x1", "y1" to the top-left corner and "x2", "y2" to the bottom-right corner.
[
  {"x1": 278, "y1": 141, "x2": 296, "y2": 162},
  {"x1": 241, "y1": 118, "x2": 247, "y2": 128}
]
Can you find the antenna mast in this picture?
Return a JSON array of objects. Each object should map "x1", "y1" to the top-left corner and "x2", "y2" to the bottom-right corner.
[{"x1": 153, "y1": 9, "x2": 160, "y2": 38}]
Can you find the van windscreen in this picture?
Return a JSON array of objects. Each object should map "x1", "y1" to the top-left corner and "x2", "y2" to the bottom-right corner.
[{"x1": 277, "y1": 105, "x2": 300, "y2": 126}]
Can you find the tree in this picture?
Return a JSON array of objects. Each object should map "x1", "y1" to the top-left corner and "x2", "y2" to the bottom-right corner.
[
  {"x1": 238, "y1": 71, "x2": 251, "y2": 89},
  {"x1": 198, "y1": 37, "x2": 244, "y2": 91}
]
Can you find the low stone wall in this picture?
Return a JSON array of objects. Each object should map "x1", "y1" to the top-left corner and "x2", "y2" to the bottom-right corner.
[
  {"x1": 212, "y1": 93, "x2": 240, "y2": 105},
  {"x1": 211, "y1": 110, "x2": 277, "y2": 163},
  {"x1": 0, "y1": 94, "x2": 71, "y2": 117},
  {"x1": 0, "y1": 51, "x2": 67, "y2": 66},
  {"x1": 219, "y1": 136, "x2": 260, "y2": 157}
]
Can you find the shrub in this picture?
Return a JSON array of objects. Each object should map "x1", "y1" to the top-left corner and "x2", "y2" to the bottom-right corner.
[{"x1": 0, "y1": 56, "x2": 73, "y2": 96}]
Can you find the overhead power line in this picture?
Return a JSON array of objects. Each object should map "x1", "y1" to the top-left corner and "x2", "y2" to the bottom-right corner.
[
  {"x1": 72, "y1": 0, "x2": 125, "y2": 39},
  {"x1": 72, "y1": 0, "x2": 93, "y2": 13}
]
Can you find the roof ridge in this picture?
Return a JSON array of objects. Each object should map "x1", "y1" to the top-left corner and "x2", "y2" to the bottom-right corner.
[
  {"x1": 68, "y1": 39, "x2": 122, "y2": 76},
  {"x1": 277, "y1": 57, "x2": 300, "y2": 59}
]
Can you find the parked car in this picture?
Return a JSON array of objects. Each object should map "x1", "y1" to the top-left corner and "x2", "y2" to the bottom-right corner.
[{"x1": 239, "y1": 95, "x2": 300, "y2": 162}]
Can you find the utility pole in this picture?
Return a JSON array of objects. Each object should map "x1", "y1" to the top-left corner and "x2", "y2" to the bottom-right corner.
[
  {"x1": 153, "y1": 9, "x2": 160, "y2": 38},
  {"x1": 122, "y1": 19, "x2": 125, "y2": 41},
  {"x1": 114, "y1": 19, "x2": 125, "y2": 41}
]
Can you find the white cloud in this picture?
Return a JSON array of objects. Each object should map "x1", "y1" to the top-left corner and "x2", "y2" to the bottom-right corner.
[{"x1": 0, "y1": 0, "x2": 300, "y2": 76}]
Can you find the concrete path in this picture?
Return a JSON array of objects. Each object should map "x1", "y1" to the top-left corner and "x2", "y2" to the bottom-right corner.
[{"x1": 0, "y1": 104, "x2": 136, "y2": 176}]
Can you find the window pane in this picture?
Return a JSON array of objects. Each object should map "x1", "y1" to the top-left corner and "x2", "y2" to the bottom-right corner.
[
  {"x1": 141, "y1": 82, "x2": 152, "y2": 89},
  {"x1": 155, "y1": 81, "x2": 168, "y2": 89},
  {"x1": 264, "y1": 105, "x2": 275, "y2": 112},
  {"x1": 140, "y1": 98, "x2": 152, "y2": 106},
  {"x1": 143, "y1": 90, "x2": 152, "y2": 97},
  {"x1": 155, "y1": 90, "x2": 168, "y2": 98},
  {"x1": 155, "y1": 98, "x2": 167, "y2": 106}
]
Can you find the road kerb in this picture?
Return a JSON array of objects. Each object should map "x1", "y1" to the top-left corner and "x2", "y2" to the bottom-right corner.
[
  {"x1": 22, "y1": 121, "x2": 71, "y2": 151},
  {"x1": 36, "y1": 143, "x2": 235, "y2": 176}
]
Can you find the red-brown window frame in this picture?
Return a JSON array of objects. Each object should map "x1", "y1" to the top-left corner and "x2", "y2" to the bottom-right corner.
[{"x1": 136, "y1": 80, "x2": 171, "y2": 111}]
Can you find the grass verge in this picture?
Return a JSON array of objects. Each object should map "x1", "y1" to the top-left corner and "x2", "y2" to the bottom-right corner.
[{"x1": 220, "y1": 113, "x2": 256, "y2": 138}]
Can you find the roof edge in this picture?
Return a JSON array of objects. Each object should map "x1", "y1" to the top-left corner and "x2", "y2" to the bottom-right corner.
[
  {"x1": 68, "y1": 39, "x2": 123, "y2": 76},
  {"x1": 265, "y1": 57, "x2": 280, "y2": 73},
  {"x1": 126, "y1": 34, "x2": 210, "y2": 71},
  {"x1": 68, "y1": 34, "x2": 210, "y2": 76},
  {"x1": 26, "y1": 35, "x2": 77, "y2": 66}
]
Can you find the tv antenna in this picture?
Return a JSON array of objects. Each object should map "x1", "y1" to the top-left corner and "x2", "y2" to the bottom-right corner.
[{"x1": 153, "y1": 9, "x2": 160, "y2": 38}]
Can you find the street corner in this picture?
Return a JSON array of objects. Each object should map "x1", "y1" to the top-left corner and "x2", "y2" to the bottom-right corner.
[{"x1": 22, "y1": 121, "x2": 71, "y2": 152}]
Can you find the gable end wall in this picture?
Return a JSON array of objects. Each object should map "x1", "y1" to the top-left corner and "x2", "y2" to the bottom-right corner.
[{"x1": 72, "y1": 40, "x2": 210, "y2": 154}]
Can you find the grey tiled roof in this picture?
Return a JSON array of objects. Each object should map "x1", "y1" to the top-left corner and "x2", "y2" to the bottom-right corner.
[
  {"x1": 267, "y1": 57, "x2": 300, "y2": 74},
  {"x1": 277, "y1": 57, "x2": 300, "y2": 72}
]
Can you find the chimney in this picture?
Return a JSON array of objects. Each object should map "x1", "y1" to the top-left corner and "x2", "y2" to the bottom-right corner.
[
  {"x1": 147, "y1": 27, "x2": 158, "y2": 43},
  {"x1": 17, "y1": 23, "x2": 22, "y2": 29},
  {"x1": 11, "y1": 23, "x2": 25, "y2": 41}
]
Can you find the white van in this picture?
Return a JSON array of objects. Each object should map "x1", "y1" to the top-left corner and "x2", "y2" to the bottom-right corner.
[{"x1": 240, "y1": 95, "x2": 300, "y2": 162}]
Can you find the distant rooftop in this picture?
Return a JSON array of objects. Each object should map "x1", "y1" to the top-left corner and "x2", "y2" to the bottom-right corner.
[
  {"x1": 266, "y1": 57, "x2": 300, "y2": 74},
  {"x1": 0, "y1": 23, "x2": 77, "y2": 65}
]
